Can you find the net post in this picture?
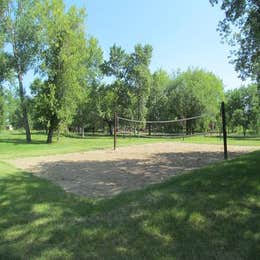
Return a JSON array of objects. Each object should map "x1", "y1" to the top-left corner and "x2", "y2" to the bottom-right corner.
[
  {"x1": 114, "y1": 112, "x2": 117, "y2": 150},
  {"x1": 221, "y1": 101, "x2": 228, "y2": 160}
]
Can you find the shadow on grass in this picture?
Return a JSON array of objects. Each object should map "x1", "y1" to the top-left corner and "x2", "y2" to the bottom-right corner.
[
  {"x1": 0, "y1": 151, "x2": 260, "y2": 259},
  {"x1": 228, "y1": 136, "x2": 260, "y2": 141},
  {"x1": 62, "y1": 133, "x2": 112, "y2": 139},
  {"x1": 0, "y1": 138, "x2": 46, "y2": 145}
]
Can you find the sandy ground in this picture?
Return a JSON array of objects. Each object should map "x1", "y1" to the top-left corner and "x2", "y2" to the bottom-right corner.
[{"x1": 8, "y1": 142, "x2": 259, "y2": 198}]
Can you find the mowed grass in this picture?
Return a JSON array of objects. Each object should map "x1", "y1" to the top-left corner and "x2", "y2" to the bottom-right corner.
[
  {"x1": 0, "y1": 131, "x2": 164, "y2": 159},
  {"x1": 0, "y1": 151, "x2": 259, "y2": 259},
  {"x1": 0, "y1": 131, "x2": 260, "y2": 159},
  {"x1": 174, "y1": 134, "x2": 260, "y2": 146}
]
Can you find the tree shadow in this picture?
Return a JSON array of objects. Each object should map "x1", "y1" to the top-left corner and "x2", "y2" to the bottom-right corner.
[
  {"x1": 228, "y1": 136, "x2": 260, "y2": 141},
  {"x1": 62, "y1": 133, "x2": 112, "y2": 139},
  {"x1": 0, "y1": 151, "x2": 259, "y2": 259},
  {"x1": 0, "y1": 138, "x2": 46, "y2": 145}
]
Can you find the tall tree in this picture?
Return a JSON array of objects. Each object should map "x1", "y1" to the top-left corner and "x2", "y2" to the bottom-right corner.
[
  {"x1": 1, "y1": 0, "x2": 40, "y2": 142},
  {"x1": 127, "y1": 44, "x2": 153, "y2": 121},
  {"x1": 0, "y1": 35, "x2": 13, "y2": 128},
  {"x1": 166, "y1": 69, "x2": 224, "y2": 133},
  {"x1": 100, "y1": 45, "x2": 132, "y2": 127},
  {"x1": 34, "y1": 0, "x2": 87, "y2": 143},
  {"x1": 0, "y1": 53, "x2": 10, "y2": 128},
  {"x1": 210, "y1": 0, "x2": 260, "y2": 96},
  {"x1": 226, "y1": 84, "x2": 259, "y2": 135},
  {"x1": 100, "y1": 44, "x2": 152, "y2": 132},
  {"x1": 147, "y1": 69, "x2": 171, "y2": 121},
  {"x1": 73, "y1": 37, "x2": 103, "y2": 137}
]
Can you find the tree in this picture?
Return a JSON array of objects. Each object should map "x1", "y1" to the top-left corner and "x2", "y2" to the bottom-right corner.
[
  {"x1": 100, "y1": 45, "x2": 132, "y2": 131},
  {"x1": 147, "y1": 69, "x2": 171, "y2": 121},
  {"x1": 127, "y1": 44, "x2": 153, "y2": 121},
  {"x1": 98, "y1": 84, "x2": 117, "y2": 135},
  {"x1": 0, "y1": 50, "x2": 13, "y2": 129},
  {"x1": 210, "y1": 0, "x2": 260, "y2": 95},
  {"x1": 146, "y1": 69, "x2": 171, "y2": 135},
  {"x1": 226, "y1": 84, "x2": 259, "y2": 135},
  {"x1": 73, "y1": 37, "x2": 103, "y2": 137},
  {"x1": 166, "y1": 68, "x2": 224, "y2": 134},
  {"x1": 100, "y1": 44, "x2": 152, "y2": 132},
  {"x1": 0, "y1": 86, "x2": 4, "y2": 128},
  {"x1": 1, "y1": 0, "x2": 40, "y2": 142},
  {"x1": 34, "y1": 0, "x2": 87, "y2": 143},
  {"x1": 101, "y1": 44, "x2": 128, "y2": 80}
]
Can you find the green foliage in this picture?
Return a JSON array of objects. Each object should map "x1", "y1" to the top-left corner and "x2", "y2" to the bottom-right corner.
[
  {"x1": 165, "y1": 68, "x2": 224, "y2": 133},
  {"x1": 1, "y1": 0, "x2": 40, "y2": 75},
  {"x1": 0, "y1": 47, "x2": 14, "y2": 129},
  {"x1": 3, "y1": 88, "x2": 21, "y2": 128},
  {"x1": 100, "y1": 45, "x2": 132, "y2": 119},
  {"x1": 210, "y1": 0, "x2": 260, "y2": 88},
  {"x1": 0, "y1": 0, "x2": 41, "y2": 142},
  {"x1": 34, "y1": 0, "x2": 87, "y2": 142},
  {"x1": 72, "y1": 37, "x2": 103, "y2": 135},
  {"x1": 147, "y1": 69, "x2": 171, "y2": 121},
  {"x1": 226, "y1": 84, "x2": 259, "y2": 135},
  {"x1": 127, "y1": 44, "x2": 153, "y2": 121},
  {"x1": 0, "y1": 87, "x2": 4, "y2": 128},
  {"x1": 1, "y1": 0, "x2": 258, "y2": 142},
  {"x1": 100, "y1": 44, "x2": 152, "y2": 122},
  {"x1": 101, "y1": 44, "x2": 128, "y2": 79}
]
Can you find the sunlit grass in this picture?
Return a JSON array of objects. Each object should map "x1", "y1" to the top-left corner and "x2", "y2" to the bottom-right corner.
[{"x1": 0, "y1": 131, "x2": 259, "y2": 159}]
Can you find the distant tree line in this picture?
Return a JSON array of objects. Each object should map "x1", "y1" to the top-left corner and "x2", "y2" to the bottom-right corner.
[{"x1": 0, "y1": 0, "x2": 259, "y2": 143}]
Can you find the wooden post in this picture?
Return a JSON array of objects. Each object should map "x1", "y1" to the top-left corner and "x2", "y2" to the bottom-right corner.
[
  {"x1": 114, "y1": 112, "x2": 117, "y2": 150},
  {"x1": 221, "y1": 101, "x2": 228, "y2": 160}
]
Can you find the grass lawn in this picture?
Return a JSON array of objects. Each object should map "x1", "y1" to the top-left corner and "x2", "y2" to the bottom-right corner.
[
  {"x1": 0, "y1": 131, "x2": 260, "y2": 159},
  {"x1": 0, "y1": 151, "x2": 260, "y2": 259}
]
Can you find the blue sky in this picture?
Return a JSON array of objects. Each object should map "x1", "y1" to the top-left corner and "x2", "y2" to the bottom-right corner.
[{"x1": 24, "y1": 0, "x2": 250, "y2": 90}]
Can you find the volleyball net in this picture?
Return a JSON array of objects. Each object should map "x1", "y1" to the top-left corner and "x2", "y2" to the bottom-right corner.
[
  {"x1": 113, "y1": 102, "x2": 228, "y2": 160},
  {"x1": 116, "y1": 114, "x2": 213, "y2": 138}
]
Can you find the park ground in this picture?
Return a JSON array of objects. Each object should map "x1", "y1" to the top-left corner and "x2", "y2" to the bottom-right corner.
[{"x1": 0, "y1": 131, "x2": 260, "y2": 259}]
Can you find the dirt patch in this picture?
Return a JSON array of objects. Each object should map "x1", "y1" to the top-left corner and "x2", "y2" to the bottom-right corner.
[{"x1": 8, "y1": 142, "x2": 259, "y2": 198}]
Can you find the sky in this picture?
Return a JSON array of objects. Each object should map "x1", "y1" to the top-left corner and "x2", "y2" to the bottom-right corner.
[{"x1": 23, "y1": 0, "x2": 250, "y2": 90}]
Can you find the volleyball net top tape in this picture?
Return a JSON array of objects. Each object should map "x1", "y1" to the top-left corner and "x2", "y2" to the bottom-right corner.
[{"x1": 117, "y1": 114, "x2": 208, "y2": 124}]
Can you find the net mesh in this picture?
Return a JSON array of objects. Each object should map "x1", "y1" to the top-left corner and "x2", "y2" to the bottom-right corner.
[{"x1": 116, "y1": 114, "x2": 211, "y2": 138}]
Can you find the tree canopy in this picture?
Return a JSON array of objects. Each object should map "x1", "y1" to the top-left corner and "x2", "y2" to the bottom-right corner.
[
  {"x1": 0, "y1": 0, "x2": 258, "y2": 141},
  {"x1": 210, "y1": 0, "x2": 260, "y2": 89}
]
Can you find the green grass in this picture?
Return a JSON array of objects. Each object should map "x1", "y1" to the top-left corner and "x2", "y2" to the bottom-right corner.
[
  {"x1": 0, "y1": 151, "x2": 260, "y2": 259},
  {"x1": 174, "y1": 134, "x2": 260, "y2": 146},
  {"x1": 0, "y1": 131, "x2": 260, "y2": 159},
  {"x1": 0, "y1": 131, "x2": 164, "y2": 159}
]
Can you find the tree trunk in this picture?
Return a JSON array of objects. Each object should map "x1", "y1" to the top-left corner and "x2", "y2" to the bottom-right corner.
[
  {"x1": 18, "y1": 73, "x2": 31, "y2": 143},
  {"x1": 243, "y1": 128, "x2": 246, "y2": 137},
  {"x1": 148, "y1": 123, "x2": 151, "y2": 136},
  {"x1": 104, "y1": 118, "x2": 113, "y2": 136},
  {"x1": 108, "y1": 122, "x2": 113, "y2": 136},
  {"x1": 46, "y1": 116, "x2": 58, "y2": 143},
  {"x1": 47, "y1": 126, "x2": 54, "y2": 144},
  {"x1": 81, "y1": 125, "x2": 85, "y2": 138},
  {"x1": 256, "y1": 78, "x2": 260, "y2": 135}
]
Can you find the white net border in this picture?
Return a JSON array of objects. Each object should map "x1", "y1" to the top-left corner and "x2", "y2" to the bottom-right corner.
[{"x1": 117, "y1": 114, "x2": 207, "y2": 124}]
